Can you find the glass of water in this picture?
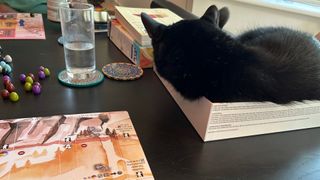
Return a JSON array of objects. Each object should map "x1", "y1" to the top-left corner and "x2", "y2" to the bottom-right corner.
[{"x1": 59, "y1": 2, "x2": 96, "y2": 80}]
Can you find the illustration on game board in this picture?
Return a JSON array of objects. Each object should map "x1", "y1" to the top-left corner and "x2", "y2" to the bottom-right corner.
[
  {"x1": 0, "y1": 13, "x2": 45, "y2": 39},
  {"x1": 0, "y1": 111, "x2": 154, "y2": 179}
]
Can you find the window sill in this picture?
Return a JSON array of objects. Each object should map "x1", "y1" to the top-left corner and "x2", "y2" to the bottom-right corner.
[{"x1": 234, "y1": 0, "x2": 320, "y2": 18}]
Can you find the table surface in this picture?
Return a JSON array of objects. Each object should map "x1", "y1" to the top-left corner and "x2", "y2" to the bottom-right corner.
[{"x1": 1, "y1": 17, "x2": 320, "y2": 180}]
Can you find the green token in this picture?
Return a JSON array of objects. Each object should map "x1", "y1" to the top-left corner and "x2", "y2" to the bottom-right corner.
[
  {"x1": 44, "y1": 68, "x2": 50, "y2": 77},
  {"x1": 9, "y1": 92, "x2": 19, "y2": 102}
]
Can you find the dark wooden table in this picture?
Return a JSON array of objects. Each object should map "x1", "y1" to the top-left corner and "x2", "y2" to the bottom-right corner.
[{"x1": 1, "y1": 17, "x2": 320, "y2": 180}]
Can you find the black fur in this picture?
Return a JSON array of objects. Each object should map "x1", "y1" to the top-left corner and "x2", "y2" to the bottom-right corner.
[{"x1": 141, "y1": 5, "x2": 320, "y2": 104}]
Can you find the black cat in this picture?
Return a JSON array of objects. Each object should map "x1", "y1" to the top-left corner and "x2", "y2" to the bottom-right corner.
[{"x1": 141, "y1": 5, "x2": 320, "y2": 104}]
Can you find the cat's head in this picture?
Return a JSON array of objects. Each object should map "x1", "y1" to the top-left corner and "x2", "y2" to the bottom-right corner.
[{"x1": 141, "y1": 5, "x2": 230, "y2": 99}]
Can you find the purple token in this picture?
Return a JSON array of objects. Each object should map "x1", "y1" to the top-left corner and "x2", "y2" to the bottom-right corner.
[
  {"x1": 38, "y1": 71, "x2": 46, "y2": 80},
  {"x1": 19, "y1": 74, "x2": 26, "y2": 83},
  {"x1": 33, "y1": 81, "x2": 41, "y2": 88},
  {"x1": 32, "y1": 84, "x2": 41, "y2": 95}
]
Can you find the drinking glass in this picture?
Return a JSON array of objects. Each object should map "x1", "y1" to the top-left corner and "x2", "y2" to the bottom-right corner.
[{"x1": 59, "y1": 2, "x2": 96, "y2": 80}]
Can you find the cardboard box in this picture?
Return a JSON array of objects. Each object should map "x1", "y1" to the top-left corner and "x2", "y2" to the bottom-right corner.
[
  {"x1": 109, "y1": 19, "x2": 153, "y2": 68},
  {"x1": 155, "y1": 70, "x2": 320, "y2": 142}
]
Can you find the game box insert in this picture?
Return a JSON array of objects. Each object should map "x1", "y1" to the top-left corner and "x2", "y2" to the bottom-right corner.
[{"x1": 155, "y1": 68, "x2": 320, "y2": 142}]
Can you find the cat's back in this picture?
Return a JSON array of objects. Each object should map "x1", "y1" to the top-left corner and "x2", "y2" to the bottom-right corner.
[
  {"x1": 235, "y1": 27, "x2": 320, "y2": 103},
  {"x1": 238, "y1": 27, "x2": 318, "y2": 51},
  {"x1": 237, "y1": 27, "x2": 320, "y2": 74},
  {"x1": 237, "y1": 27, "x2": 320, "y2": 58}
]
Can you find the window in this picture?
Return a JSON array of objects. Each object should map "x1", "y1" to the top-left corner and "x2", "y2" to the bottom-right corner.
[
  {"x1": 235, "y1": 0, "x2": 320, "y2": 18},
  {"x1": 292, "y1": 0, "x2": 320, "y2": 7}
]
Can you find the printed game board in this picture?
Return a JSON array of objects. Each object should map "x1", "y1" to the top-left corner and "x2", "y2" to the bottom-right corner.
[
  {"x1": 0, "y1": 13, "x2": 45, "y2": 39},
  {"x1": 0, "y1": 111, "x2": 154, "y2": 179}
]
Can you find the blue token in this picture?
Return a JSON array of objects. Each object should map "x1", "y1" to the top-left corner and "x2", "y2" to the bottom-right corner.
[
  {"x1": 4, "y1": 64, "x2": 11, "y2": 73},
  {"x1": 0, "y1": 61, "x2": 6, "y2": 66}
]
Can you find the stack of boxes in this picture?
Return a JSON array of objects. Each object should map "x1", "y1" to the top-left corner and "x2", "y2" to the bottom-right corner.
[{"x1": 109, "y1": 19, "x2": 154, "y2": 68}]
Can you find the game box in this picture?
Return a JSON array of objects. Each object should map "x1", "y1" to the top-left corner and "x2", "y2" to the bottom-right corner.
[
  {"x1": 114, "y1": 6, "x2": 182, "y2": 46},
  {"x1": 110, "y1": 19, "x2": 153, "y2": 68},
  {"x1": 155, "y1": 69, "x2": 320, "y2": 142}
]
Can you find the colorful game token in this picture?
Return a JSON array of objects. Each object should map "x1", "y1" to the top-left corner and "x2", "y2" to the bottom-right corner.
[
  {"x1": 4, "y1": 55, "x2": 12, "y2": 63},
  {"x1": 0, "y1": 61, "x2": 5, "y2": 67},
  {"x1": 44, "y1": 68, "x2": 50, "y2": 77},
  {"x1": 3, "y1": 75, "x2": 10, "y2": 81},
  {"x1": 3, "y1": 64, "x2": 11, "y2": 74},
  {"x1": 102, "y1": 63, "x2": 143, "y2": 80},
  {"x1": 32, "y1": 84, "x2": 41, "y2": 95},
  {"x1": 39, "y1": 66, "x2": 45, "y2": 71},
  {"x1": 33, "y1": 82, "x2": 41, "y2": 88},
  {"x1": 1, "y1": 89, "x2": 9, "y2": 99},
  {"x1": 24, "y1": 82, "x2": 32, "y2": 91},
  {"x1": 38, "y1": 70, "x2": 46, "y2": 80},
  {"x1": 3, "y1": 78, "x2": 10, "y2": 86},
  {"x1": 58, "y1": 70, "x2": 104, "y2": 88},
  {"x1": 25, "y1": 76, "x2": 33, "y2": 84},
  {"x1": 19, "y1": 74, "x2": 26, "y2": 83},
  {"x1": 5, "y1": 83, "x2": 15, "y2": 92},
  {"x1": 9, "y1": 92, "x2": 19, "y2": 102},
  {"x1": 28, "y1": 73, "x2": 35, "y2": 80}
]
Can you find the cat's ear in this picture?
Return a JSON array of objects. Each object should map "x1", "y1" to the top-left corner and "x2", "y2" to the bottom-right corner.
[
  {"x1": 200, "y1": 5, "x2": 219, "y2": 26},
  {"x1": 218, "y1": 7, "x2": 229, "y2": 28},
  {"x1": 141, "y1": 12, "x2": 166, "y2": 41}
]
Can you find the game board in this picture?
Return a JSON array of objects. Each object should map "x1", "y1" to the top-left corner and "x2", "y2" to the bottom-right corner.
[
  {"x1": 0, "y1": 13, "x2": 45, "y2": 39},
  {"x1": 0, "y1": 111, "x2": 154, "y2": 179}
]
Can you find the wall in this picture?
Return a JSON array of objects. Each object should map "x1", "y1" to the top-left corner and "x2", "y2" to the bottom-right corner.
[
  {"x1": 117, "y1": 0, "x2": 151, "y2": 8},
  {"x1": 191, "y1": 0, "x2": 320, "y2": 35},
  {"x1": 116, "y1": 0, "x2": 192, "y2": 10},
  {"x1": 168, "y1": 0, "x2": 193, "y2": 11}
]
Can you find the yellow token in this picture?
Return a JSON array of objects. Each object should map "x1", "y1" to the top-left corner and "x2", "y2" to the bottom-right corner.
[{"x1": 9, "y1": 92, "x2": 19, "y2": 102}]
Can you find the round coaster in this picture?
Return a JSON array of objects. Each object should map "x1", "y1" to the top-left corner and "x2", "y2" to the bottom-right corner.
[
  {"x1": 58, "y1": 70, "x2": 104, "y2": 87},
  {"x1": 102, "y1": 63, "x2": 143, "y2": 80}
]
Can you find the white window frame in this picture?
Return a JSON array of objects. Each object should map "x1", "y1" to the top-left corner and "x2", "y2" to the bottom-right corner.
[{"x1": 234, "y1": 0, "x2": 320, "y2": 18}]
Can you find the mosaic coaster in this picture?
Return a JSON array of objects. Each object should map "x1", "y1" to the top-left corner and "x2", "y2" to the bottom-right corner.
[
  {"x1": 58, "y1": 70, "x2": 104, "y2": 87},
  {"x1": 102, "y1": 63, "x2": 143, "y2": 80}
]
